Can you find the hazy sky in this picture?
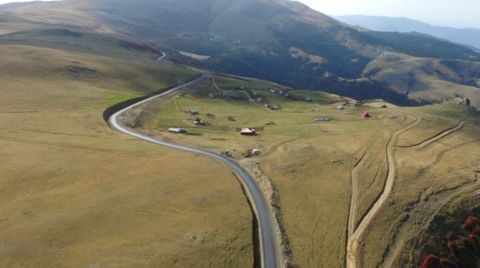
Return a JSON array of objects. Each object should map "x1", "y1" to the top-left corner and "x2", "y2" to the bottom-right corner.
[
  {"x1": 297, "y1": 0, "x2": 480, "y2": 28},
  {"x1": 0, "y1": 0, "x2": 479, "y2": 29}
]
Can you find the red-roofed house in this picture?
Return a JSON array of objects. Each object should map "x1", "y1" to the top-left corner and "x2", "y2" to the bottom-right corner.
[{"x1": 362, "y1": 111, "x2": 371, "y2": 119}]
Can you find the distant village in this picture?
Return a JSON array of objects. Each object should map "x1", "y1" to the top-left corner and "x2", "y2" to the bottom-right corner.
[{"x1": 167, "y1": 86, "x2": 389, "y2": 137}]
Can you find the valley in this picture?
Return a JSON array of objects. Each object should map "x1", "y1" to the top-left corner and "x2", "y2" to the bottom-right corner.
[
  {"x1": 121, "y1": 71, "x2": 480, "y2": 267},
  {"x1": 0, "y1": 1, "x2": 480, "y2": 268}
]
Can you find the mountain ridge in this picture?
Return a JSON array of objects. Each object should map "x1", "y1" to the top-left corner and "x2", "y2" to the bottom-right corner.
[
  {"x1": 336, "y1": 15, "x2": 480, "y2": 50},
  {"x1": 2, "y1": 0, "x2": 480, "y2": 107}
]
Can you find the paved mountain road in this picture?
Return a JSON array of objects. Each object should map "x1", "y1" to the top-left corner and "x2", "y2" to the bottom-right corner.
[{"x1": 108, "y1": 56, "x2": 281, "y2": 268}]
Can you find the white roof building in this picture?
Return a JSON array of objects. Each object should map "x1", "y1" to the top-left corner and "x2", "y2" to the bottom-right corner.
[{"x1": 240, "y1": 128, "x2": 256, "y2": 135}]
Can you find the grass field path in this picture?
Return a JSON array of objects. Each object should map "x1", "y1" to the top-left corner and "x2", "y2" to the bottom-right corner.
[{"x1": 346, "y1": 114, "x2": 420, "y2": 268}]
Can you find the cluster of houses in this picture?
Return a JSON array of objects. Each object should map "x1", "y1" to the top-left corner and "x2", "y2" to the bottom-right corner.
[
  {"x1": 337, "y1": 99, "x2": 360, "y2": 110},
  {"x1": 269, "y1": 88, "x2": 313, "y2": 103},
  {"x1": 445, "y1": 97, "x2": 471, "y2": 107},
  {"x1": 167, "y1": 108, "x2": 258, "y2": 136},
  {"x1": 249, "y1": 91, "x2": 279, "y2": 110},
  {"x1": 168, "y1": 95, "x2": 377, "y2": 137},
  {"x1": 269, "y1": 88, "x2": 289, "y2": 97}
]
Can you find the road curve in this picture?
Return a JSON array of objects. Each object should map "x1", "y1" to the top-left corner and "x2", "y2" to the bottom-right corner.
[
  {"x1": 346, "y1": 116, "x2": 419, "y2": 268},
  {"x1": 155, "y1": 52, "x2": 167, "y2": 62},
  {"x1": 108, "y1": 59, "x2": 280, "y2": 268}
]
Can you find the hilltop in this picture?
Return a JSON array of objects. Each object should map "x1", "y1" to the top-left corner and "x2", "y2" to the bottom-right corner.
[{"x1": 2, "y1": 0, "x2": 480, "y2": 107}]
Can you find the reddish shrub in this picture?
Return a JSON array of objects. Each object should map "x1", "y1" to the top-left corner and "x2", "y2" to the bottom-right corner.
[
  {"x1": 421, "y1": 215, "x2": 480, "y2": 268},
  {"x1": 421, "y1": 254, "x2": 441, "y2": 268}
]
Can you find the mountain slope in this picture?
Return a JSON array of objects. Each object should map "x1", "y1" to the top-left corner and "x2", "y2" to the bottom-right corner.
[
  {"x1": 336, "y1": 15, "x2": 480, "y2": 50},
  {"x1": 3, "y1": 0, "x2": 480, "y2": 106}
]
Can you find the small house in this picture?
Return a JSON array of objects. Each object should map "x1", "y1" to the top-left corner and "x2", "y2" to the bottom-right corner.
[
  {"x1": 243, "y1": 148, "x2": 261, "y2": 158},
  {"x1": 193, "y1": 118, "x2": 205, "y2": 125},
  {"x1": 241, "y1": 128, "x2": 256, "y2": 136},
  {"x1": 314, "y1": 116, "x2": 331, "y2": 122},
  {"x1": 168, "y1": 128, "x2": 187, "y2": 134},
  {"x1": 265, "y1": 104, "x2": 279, "y2": 110},
  {"x1": 189, "y1": 109, "x2": 199, "y2": 115},
  {"x1": 336, "y1": 105, "x2": 346, "y2": 110},
  {"x1": 362, "y1": 111, "x2": 371, "y2": 119}
]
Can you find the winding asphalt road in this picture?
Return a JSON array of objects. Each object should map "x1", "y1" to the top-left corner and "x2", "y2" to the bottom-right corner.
[{"x1": 108, "y1": 56, "x2": 280, "y2": 268}]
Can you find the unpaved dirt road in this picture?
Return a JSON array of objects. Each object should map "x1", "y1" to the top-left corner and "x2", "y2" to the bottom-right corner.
[
  {"x1": 346, "y1": 115, "x2": 467, "y2": 268},
  {"x1": 346, "y1": 116, "x2": 419, "y2": 268}
]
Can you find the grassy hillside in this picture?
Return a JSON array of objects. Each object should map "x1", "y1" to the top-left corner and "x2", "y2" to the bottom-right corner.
[
  {"x1": 126, "y1": 72, "x2": 480, "y2": 267},
  {"x1": 0, "y1": 28, "x2": 254, "y2": 267},
  {"x1": 361, "y1": 105, "x2": 480, "y2": 268},
  {"x1": 3, "y1": 0, "x2": 480, "y2": 106},
  {"x1": 364, "y1": 54, "x2": 480, "y2": 107},
  {"x1": 0, "y1": 4, "x2": 479, "y2": 268},
  {"x1": 364, "y1": 31, "x2": 480, "y2": 61}
]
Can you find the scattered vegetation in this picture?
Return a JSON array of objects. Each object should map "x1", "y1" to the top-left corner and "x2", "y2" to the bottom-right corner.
[{"x1": 421, "y1": 215, "x2": 480, "y2": 268}]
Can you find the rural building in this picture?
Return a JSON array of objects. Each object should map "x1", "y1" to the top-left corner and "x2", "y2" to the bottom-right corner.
[
  {"x1": 337, "y1": 105, "x2": 346, "y2": 110},
  {"x1": 265, "y1": 103, "x2": 279, "y2": 110},
  {"x1": 346, "y1": 99, "x2": 359, "y2": 105},
  {"x1": 168, "y1": 128, "x2": 187, "y2": 134},
  {"x1": 314, "y1": 116, "x2": 331, "y2": 122},
  {"x1": 362, "y1": 111, "x2": 371, "y2": 119},
  {"x1": 193, "y1": 117, "x2": 205, "y2": 125},
  {"x1": 241, "y1": 128, "x2": 256, "y2": 136},
  {"x1": 243, "y1": 148, "x2": 261, "y2": 158},
  {"x1": 189, "y1": 109, "x2": 199, "y2": 115}
]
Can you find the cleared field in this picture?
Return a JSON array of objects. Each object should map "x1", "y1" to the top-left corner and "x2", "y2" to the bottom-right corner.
[
  {"x1": 0, "y1": 42, "x2": 254, "y2": 267},
  {"x1": 134, "y1": 75, "x2": 426, "y2": 267}
]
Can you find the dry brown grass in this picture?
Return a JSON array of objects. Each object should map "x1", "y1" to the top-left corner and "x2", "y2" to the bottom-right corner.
[
  {"x1": 0, "y1": 44, "x2": 253, "y2": 267},
  {"x1": 133, "y1": 76, "x2": 436, "y2": 267},
  {"x1": 359, "y1": 107, "x2": 480, "y2": 268}
]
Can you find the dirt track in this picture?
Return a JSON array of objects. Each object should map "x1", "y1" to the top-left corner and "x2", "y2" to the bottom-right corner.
[
  {"x1": 346, "y1": 115, "x2": 468, "y2": 268},
  {"x1": 346, "y1": 115, "x2": 419, "y2": 268}
]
